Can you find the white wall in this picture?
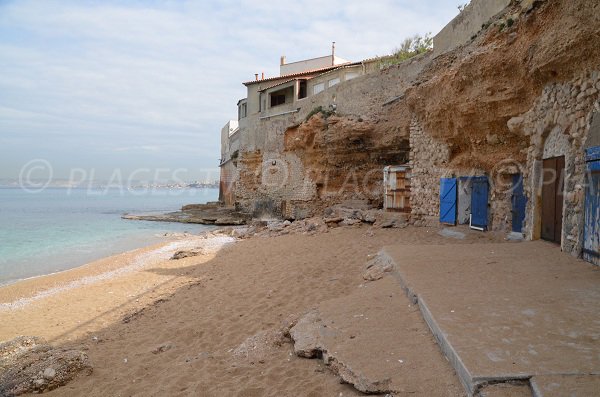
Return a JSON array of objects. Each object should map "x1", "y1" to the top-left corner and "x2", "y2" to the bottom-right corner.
[{"x1": 280, "y1": 55, "x2": 349, "y2": 76}]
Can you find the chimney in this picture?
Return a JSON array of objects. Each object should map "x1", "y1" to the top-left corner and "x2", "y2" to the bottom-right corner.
[
  {"x1": 255, "y1": 73, "x2": 259, "y2": 81},
  {"x1": 262, "y1": 72, "x2": 265, "y2": 80},
  {"x1": 331, "y1": 41, "x2": 336, "y2": 65},
  {"x1": 280, "y1": 55, "x2": 286, "y2": 66}
]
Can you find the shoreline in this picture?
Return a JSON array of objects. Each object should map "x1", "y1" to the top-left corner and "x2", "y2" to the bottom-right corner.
[
  {"x1": 0, "y1": 230, "x2": 235, "y2": 343},
  {"x1": 0, "y1": 227, "x2": 218, "y2": 289}
]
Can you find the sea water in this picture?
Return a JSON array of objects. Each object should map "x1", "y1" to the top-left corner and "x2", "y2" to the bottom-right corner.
[{"x1": 0, "y1": 187, "x2": 219, "y2": 286}]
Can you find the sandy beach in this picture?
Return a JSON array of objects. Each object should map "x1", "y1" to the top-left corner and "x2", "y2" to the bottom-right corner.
[
  {"x1": 0, "y1": 223, "x2": 508, "y2": 396},
  {"x1": 0, "y1": 233, "x2": 235, "y2": 344}
]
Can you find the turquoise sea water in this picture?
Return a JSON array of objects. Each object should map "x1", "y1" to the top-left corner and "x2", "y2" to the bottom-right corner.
[{"x1": 0, "y1": 187, "x2": 219, "y2": 286}]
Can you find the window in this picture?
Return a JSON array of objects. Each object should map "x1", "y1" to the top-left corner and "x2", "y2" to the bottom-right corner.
[
  {"x1": 238, "y1": 102, "x2": 247, "y2": 120},
  {"x1": 270, "y1": 94, "x2": 286, "y2": 107},
  {"x1": 345, "y1": 72, "x2": 359, "y2": 81},
  {"x1": 313, "y1": 82, "x2": 325, "y2": 95},
  {"x1": 298, "y1": 80, "x2": 307, "y2": 99},
  {"x1": 328, "y1": 77, "x2": 340, "y2": 88}
]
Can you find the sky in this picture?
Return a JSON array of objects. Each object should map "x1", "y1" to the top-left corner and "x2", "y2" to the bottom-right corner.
[{"x1": 0, "y1": 0, "x2": 461, "y2": 183}]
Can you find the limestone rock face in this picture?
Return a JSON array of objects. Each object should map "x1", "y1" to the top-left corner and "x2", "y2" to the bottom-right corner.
[{"x1": 0, "y1": 336, "x2": 92, "y2": 396}]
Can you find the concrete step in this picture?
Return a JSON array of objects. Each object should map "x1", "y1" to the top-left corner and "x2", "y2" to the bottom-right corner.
[{"x1": 381, "y1": 242, "x2": 600, "y2": 396}]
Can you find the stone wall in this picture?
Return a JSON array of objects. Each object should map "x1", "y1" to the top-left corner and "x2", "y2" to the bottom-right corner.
[
  {"x1": 408, "y1": 119, "x2": 450, "y2": 225},
  {"x1": 509, "y1": 71, "x2": 600, "y2": 256},
  {"x1": 433, "y1": 0, "x2": 511, "y2": 55},
  {"x1": 219, "y1": 159, "x2": 238, "y2": 206}
]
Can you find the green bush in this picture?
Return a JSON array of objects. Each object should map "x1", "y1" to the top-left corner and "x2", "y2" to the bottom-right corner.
[{"x1": 377, "y1": 33, "x2": 433, "y2": 69}]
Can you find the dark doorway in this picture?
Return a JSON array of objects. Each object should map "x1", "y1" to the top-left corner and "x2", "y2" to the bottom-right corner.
[
  {"x1": 511, "y1": 174, "x2": 527, "y2": 233},
  {"x1": 298, "y1": 80, "x2": 307, "y2": 99},
  {"x1": 583, "y1": 147, "x2": 600, "y2": 265},
  {"x1": 541, "y1": 156, "x2": 565, "y2": 244}
]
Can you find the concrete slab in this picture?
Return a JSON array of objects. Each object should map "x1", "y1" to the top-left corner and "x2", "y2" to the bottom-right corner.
[
  {"x1": 382, "y1": 241, "x2": 600, "y2": 395},
  {"x1": 530, "y1": 374, "x2": 600, "y2": 397},
  {"x1": 289, "y1": 276, "x2": 466, "y2": 395}
]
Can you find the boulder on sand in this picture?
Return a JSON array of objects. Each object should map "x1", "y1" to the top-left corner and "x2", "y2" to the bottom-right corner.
[{"x1": 0, "y1": 336, "x2": 92, "y2": 396}]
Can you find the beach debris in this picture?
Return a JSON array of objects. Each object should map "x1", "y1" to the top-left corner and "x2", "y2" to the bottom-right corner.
[
  {"x1": 0, "y1": 336, "x2": 92, "y2": 396},
  {"x1": 362, "y1": 254, "x2": 395, "y2": 281},
  {"x1": 288, "y1": 310, "x2": 326, "y2": 358},
  {"x1": 170, "y1": 249, "x2": 203, "y2": 260},
  {"x1": 289, "y1": 309, "x2": 394, "y2": 394},
  {"x1": 151, "y1": 343, "x2": 173, "y2": 354}
]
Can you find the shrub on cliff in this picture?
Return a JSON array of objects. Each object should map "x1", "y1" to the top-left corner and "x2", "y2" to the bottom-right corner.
[{"x1": 378, "y1": 33, "x2": 433, "y2": 69}]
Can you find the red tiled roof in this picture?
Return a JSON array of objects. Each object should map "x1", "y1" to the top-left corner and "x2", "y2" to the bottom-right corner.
[
  {"x1": 243, "y1": 62, "x2": 361, "y2": 86},
  {"x1": 259, "y1": 76, "x2": 320, "y2": 92},
  {"x1": 258, "y1": 78, "x2": 296, "y2": 92}
]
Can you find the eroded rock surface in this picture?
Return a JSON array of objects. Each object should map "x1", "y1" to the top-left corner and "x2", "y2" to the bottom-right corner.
[{"x1": 0, "y1": 336, "x2": 92, "y2": 396}]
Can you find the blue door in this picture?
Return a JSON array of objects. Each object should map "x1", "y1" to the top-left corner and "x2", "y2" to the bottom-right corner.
[
  {"x1": 440, "y1": 178, "x2": 457, "y2": 225},
  {"x1": 583, "y1": 147, "x2": 600, "y2": 265},
  {"x1": 471, "y1": 176, "x2": 489, "y2": 229},
  {"x1": 511, "y1": 174, "x2": 527, "y2": 233}
]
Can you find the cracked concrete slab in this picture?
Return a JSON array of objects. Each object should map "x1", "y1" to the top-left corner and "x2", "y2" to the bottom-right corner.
[
  {"x1": 289, "y1": 276, "x2": 465, "y2": 395},
  {"x1": 382, "y1": 242, "x2": 600, "y2": 396}
]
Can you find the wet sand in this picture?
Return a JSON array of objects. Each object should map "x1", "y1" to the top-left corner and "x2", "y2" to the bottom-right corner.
[{"x1": 0, "y1": 233, "x2": 235, "y2": 343}]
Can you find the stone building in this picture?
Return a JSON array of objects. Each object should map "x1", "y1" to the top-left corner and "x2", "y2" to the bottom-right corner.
[
  {"x1": 218, "y1": 0, "x2": 600, "y2": 264},
  {"x1": 218, "y1": 46, "x2": 393, "y2": 215}
]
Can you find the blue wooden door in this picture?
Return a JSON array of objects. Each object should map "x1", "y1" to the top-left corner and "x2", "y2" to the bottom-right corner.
[
  {"x1": 583, "y1": 147, "x2": 600, "y2": 265},
  {"x1": 511, "y1": 174, "x2": 527, "y2": 233},
  {"x1": 440, "y1": 178, "x2": 457, "y2": 225},
  {"x1": 471, "y1": 176, "x2": 489, "y2": 229}
]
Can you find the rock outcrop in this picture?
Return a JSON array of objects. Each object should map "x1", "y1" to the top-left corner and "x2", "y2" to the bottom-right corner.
[
  {"x1": 123, "y1": 202, "x2": 248, "y2": 226},
  {"x1": 0, "y1": 336, "x2": 92, "y2": 396}
]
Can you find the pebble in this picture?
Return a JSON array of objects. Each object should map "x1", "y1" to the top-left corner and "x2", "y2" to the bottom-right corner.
[{"x1": 43, "y1": 367, "x2": 56, "y2": 380}]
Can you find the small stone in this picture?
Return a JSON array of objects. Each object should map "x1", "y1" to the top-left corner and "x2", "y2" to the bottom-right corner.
[
  {"x1": 43, "y1": 367, "x2": 56, "y2": 380},
  {"x1": 486, "y1": 133, "x2": 501, "y2": 145},
  {"x1": 152, "y1": 344, "x2": 173, "y2": 354}
]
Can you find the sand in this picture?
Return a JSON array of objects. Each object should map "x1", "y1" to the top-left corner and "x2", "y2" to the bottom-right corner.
[{"x1": 0, "y1": 225, "x2": 503, "y2": 396}]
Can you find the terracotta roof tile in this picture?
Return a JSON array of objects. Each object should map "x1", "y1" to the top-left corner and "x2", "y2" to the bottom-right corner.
[{"x1": 243, "y1": 62, "x2": 361, "y2": 86}]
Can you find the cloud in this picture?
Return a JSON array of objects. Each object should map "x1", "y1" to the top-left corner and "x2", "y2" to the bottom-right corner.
[{"x1": 0, "y1": 0, "x2": 460, "y2": 179}]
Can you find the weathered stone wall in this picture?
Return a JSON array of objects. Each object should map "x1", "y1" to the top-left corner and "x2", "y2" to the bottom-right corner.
[
  {"x1": 235, "y1": 150, "x2": 318, "y2": 218},
  {"x1": 218, "y1": 159, "x2": 238, "y2": 206},
  {"x1": 510, "y1": 71, "x2": 600, "y2": 256},
  {"x1": 409, "y1": 117, "x2": 517, "y2": 231},
  {"x1": 408, "y1": 119, "x2": 450, "y2": 224}
]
